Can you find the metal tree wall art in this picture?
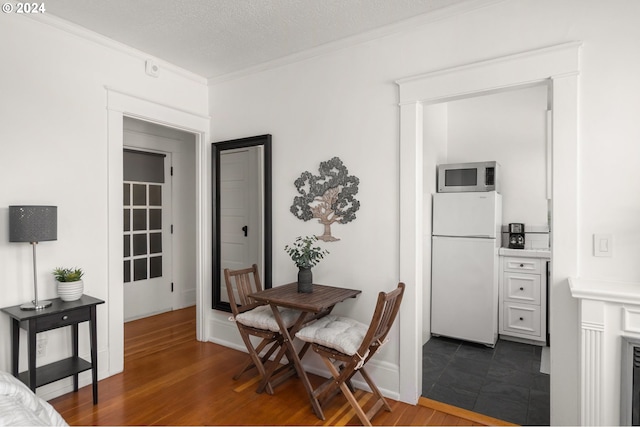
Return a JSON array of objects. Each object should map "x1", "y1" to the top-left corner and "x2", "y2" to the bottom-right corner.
[{"x1": 290, "y1": 157, "x2": 360, "y2": 242}]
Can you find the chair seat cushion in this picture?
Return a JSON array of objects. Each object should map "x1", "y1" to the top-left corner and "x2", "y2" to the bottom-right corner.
[
  {"x1": 235, "y1": 305, "x2": 300, "y2": 332},
  {"x1": 295, "y1": 315, "x2": 368, "y2": 356}
]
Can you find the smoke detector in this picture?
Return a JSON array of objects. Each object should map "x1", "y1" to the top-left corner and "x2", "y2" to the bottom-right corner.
[{"x1": 145, "y1": 60, "x2": 160, "y2": 77}]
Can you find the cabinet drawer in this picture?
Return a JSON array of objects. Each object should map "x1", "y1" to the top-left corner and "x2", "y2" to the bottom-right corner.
[
  {"x1": 36, "y1": 308, "x2": 90, "y2": 332},
  {"x1": 503, "y1": 273, "x2": 541, "y2": 304},
  {"x1": 503, "y1": 257, "x2": 541, "y2": 274},
  {"x1": 503, "y1": 304, "x2": 541, "y2": 337}
]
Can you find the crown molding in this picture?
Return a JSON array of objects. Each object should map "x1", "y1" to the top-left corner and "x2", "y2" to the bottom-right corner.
[
  {"x1": 20, "y1": 11, "x2": 208, "y2": 85},
  {"x1": 207, "y1": 0, "x2": 507, "y2": 85},
  {"x1": 16, "y1": 0, "x2": 505, "y2": 87}
]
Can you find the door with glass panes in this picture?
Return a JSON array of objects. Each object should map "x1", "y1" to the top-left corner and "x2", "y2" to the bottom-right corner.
[{"x1": 123, "y1": 149, "x2": 172, "y2": 321}]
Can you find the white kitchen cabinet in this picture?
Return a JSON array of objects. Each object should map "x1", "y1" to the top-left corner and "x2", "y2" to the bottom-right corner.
[{"x1": 498, "y1": 251, "x2": 550, "y2": 344}]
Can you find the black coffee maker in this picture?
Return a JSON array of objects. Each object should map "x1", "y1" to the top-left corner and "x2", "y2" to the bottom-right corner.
[{"x1": 508, "y1": 223, "x2": 525, "y2": 249}]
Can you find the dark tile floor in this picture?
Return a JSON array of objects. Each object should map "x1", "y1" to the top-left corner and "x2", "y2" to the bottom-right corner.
[{"x1": 422, "y1": 336, "x2": 550, "y2": 426}]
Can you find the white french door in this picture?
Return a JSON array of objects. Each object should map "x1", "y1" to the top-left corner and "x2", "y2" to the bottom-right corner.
[{"x1": 123, "y1": 150, "x2": 173, "y2": 321}]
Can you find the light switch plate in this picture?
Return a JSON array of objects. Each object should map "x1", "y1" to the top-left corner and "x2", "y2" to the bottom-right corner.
[{"x1": 593, "y1": 234, "x2": 612, "y2": 257}]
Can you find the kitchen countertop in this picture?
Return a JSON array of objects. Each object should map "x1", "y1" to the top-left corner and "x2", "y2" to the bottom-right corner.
[{"x1": 498, "y1": 247, "x2": 551, "y2": 258}]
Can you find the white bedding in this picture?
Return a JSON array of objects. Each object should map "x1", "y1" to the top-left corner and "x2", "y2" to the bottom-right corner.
[{"x1": 0, "y1": 371, "x2": 68, "y2": 426}]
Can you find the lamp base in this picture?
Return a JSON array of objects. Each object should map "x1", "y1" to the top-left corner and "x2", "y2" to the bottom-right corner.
[{"x1": 20, "y1": 300, "x2": 52, "y2": 311}]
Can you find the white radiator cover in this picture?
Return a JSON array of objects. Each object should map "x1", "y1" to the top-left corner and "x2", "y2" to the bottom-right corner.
[{"x1": 570, "y1": 278, "x2": 640, "y2": 425}]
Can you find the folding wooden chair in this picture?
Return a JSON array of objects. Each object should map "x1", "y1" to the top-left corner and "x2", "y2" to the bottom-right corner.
[
  {"x1": 224, "y1": 264, "x2": 300, "y2": 394},
  {"x1": 295, "y1": 282, "x2": 405, "y2": 425}
]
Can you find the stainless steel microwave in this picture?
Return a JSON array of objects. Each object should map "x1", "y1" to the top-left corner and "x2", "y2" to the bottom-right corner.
[{"x1": 437, "y1": 161, "x2": 501, "y2": 193}]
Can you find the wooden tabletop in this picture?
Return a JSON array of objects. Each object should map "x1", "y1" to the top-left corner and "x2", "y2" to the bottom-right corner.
[{"x1": 249, "y1": 283, "x2": 361, "y2": 313}]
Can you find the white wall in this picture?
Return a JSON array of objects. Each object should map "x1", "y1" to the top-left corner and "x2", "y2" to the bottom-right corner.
[
  {"x1": 1, "y1": 0, "x2": 638, "y2": 423},
  {"x1": 447, "y1": 85, "x2": 549, "y2": 228},
  {"x1": 0, "y1": 13, "x2": 207, "y2": 400},
  {"x1": 208, "y1": 41, "x2": 405, "y2": 394},
  {"x1": 208, "y1": 0, "x2": 640, "y2": 424}
]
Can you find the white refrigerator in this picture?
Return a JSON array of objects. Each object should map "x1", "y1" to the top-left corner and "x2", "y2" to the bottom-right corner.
[{"x1": 431, "y1": 191, "x2": 502, "y2": 346}]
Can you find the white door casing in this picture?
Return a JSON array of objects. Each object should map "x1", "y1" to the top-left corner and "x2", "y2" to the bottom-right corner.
[
  {"x1": 396, "y1": 41, "x2": 580, "y2": 425},
  {"x1": 106, "y1": 87, "x2": 209, "y2": 377}
]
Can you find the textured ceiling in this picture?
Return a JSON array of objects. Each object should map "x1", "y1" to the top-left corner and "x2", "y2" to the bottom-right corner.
[{"x1": 44, "y1": 0, "x2": 474, "y2": 80}]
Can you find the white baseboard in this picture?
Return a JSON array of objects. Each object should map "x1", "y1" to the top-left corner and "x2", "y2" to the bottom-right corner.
[
  {"x1": 37, "y1": 348, "x2": 110, "y2": 402},
  {"x1": 36, "y1": 323, "x2": 401, "y2": 403},
  {"x1": 303, "y1": 356, "x2": 401, "y2": 401},
  {"x1": 206, "y1": 317, "x2": 401, "y2": 400},
  {"x1": 179, "y1": 289, "x2": 196, "y2": 307},
  {"x1": 208, "y1": 315, "x2": 245, "y2": 351}
]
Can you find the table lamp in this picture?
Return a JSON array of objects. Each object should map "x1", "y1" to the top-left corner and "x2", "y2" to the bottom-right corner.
[{"x1": 9, "y1": 205, "x2": 57, "y2": 310}]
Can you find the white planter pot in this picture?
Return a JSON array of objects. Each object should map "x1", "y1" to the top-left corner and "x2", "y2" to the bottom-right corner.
[{"x1": 57, "y1": 279, "x2": 84, "y2": 302}]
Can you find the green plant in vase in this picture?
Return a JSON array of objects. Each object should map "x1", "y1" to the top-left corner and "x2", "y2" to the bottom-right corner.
[{"x1": 284, "y1": 236, "x2": 329, "y2": 293}]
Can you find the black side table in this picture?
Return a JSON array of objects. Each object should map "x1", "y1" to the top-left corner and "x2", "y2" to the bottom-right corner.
[{"x1": 1, "y1": 295, "x2": 104, "y2": 404}]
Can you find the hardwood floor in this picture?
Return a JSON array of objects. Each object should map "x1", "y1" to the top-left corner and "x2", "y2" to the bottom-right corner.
[{"x1": 50, "y1": 307, "x2": 515, "y2": 426}]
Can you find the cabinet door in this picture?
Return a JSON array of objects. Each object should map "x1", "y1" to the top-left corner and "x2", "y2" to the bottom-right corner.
[
  {"x1": 503, "y1": 272, "x2": 541, "y2": 304},
  {"x1": 503, "y1": 303, "x2": 542, "y2": 337},
  {"x1": 504, "y1": 257, "x2": 541, "y2": 274}
]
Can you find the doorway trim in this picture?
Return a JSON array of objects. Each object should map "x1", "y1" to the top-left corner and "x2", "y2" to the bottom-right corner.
[
  {"x1": 106, "y1": 87, "x2": 210, "y2": 375},
  {"x1": 396, "y1": 42, "x2": 581, "y2": 424}
]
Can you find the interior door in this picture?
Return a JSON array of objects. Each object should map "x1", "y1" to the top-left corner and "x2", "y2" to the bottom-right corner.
[
  {"x1": 123, "y1": 149, "x2": 173, "y2": 321},
  {"x1": 219, "y1": 148, "x2": 260, "y2": 302}
]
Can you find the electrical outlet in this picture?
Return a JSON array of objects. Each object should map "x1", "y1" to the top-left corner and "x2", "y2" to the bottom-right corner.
[{"x1": 36, "y1": 336, "x2": 47, "y2": 358}]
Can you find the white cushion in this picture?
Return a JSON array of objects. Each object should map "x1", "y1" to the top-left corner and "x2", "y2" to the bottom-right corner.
[
  {"x1": 235, "y1": 305, "x2": 300, "y2": 332},
  {"x1": 295, "y1": 315, "x2": 368, "y2": 356}
]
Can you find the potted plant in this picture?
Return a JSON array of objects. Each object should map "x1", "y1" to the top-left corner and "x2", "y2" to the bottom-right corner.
[
  {"x1": 284, "y1": 236, "x2": 329, "y2": 293},
  {"x1": 53, "y1": 267, "x2": 84, "y2": 301}
]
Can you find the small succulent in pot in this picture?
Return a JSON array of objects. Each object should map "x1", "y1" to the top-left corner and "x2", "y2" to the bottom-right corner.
[
  {"x1": 53, "y1": 267, "x2": 84, "y2": 282},
  {"x1": 53, "y1": 267, "x2": 85, "y2": 301}
]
